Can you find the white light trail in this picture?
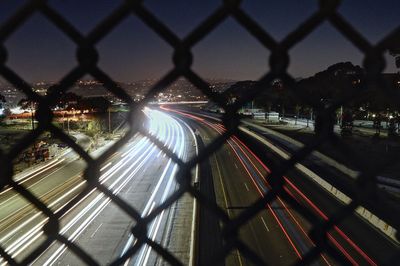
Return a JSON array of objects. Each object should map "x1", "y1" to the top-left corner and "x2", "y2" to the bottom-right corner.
[
  {"x1": 0, "y1": 139, "x2": 147, "y2": 264},
  {"x1": 44, "y1": 108, "x2": 185, "y2": 265},
  {"x1": 0, "y1": 108, "x2": 190, "y2": 266},
  {"x1": 133, "y1": 109, "x2": 187, "y2": 266}
]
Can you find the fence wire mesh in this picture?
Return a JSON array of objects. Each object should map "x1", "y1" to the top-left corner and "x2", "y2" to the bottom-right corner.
[{"x1": 0, "y1": 0, "x2": 399, "y2": 265}]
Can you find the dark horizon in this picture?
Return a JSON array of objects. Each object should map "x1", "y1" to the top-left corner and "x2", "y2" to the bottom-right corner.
[{"x1": 0, "y1": 0, "x2": 399, "y2": 84}]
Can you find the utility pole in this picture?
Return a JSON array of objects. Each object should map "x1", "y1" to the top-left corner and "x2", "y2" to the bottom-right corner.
[
  {"x1": 310, "y1": 109, "x2": 313, "y2": 127},
  {"x1": 295, "y1": 105, "x2": 300, "y2": 126},
  {"x1": 31, "y1": 102, "x2": 35, "y2": 130},
  {"x1": 108, "y1": 107, "x2": 111, "y2": 134},
  {"x1": 340, "y1": 106, "x2": 343, "y2": 126},
  {"x1": 62, "y1": 111, "x2": 65, "y2": 130}
]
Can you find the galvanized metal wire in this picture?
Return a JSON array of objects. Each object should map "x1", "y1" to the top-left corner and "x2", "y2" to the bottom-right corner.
[{"x1": 0, "y1": 0, "x2": 399, "y2": 265}]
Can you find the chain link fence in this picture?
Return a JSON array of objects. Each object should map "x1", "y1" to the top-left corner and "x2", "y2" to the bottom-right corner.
[{"x1": 0, "y1": 0, "x2": 399, "y2": 265}]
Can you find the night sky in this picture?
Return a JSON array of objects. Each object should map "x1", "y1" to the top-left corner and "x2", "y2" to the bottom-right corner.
[{"x1": 0, "y1": 0, "x2": 399, "y2": 83}]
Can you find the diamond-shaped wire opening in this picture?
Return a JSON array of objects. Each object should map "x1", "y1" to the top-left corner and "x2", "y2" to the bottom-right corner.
[
  {"x1": 161, "y1": 99, "x2": 325, "y2": 265},
  {"x1": 241, "y1": 0, "x2": 318, "y2": 41},
  {"x1": 210, "y1": 134, "x2": 303, "y2": 265},
  {"x1": 192, "y1": 17, "x2": 271, "y2": 81},
  {"x1": 43, "y1": 199, "x2": 139, "y2": 265},
  {"x1": 52, "y1": 78, "x2": 129, "y2": 139},
  {"x1": 47, "y1": 0, "x2": 124, "y2": 35},
  {"x1": 4, "y1": 13, "x2": 76, "y2": 84},
  {"x1": 242, "y1": 77, "x2": 400, "y2": 263},
  {"x1": 288, "y1": 22, "x2": 365, "y2": 80},
  {"x1": 0, "y1": 1, "x2": 399, "y2": 265},
  {"x1": 143, "y1": 0, "x2": 221, "y2": 39},
  {"x1": 337, "y1": 1, "x2": 400, "y2": 44},
  {"x1": 97, "y1": 15, "x2": 173, "y2": 84},
  {"x1": 223, "y1": 129, "x2": 339, "y2": 265},
  {"x1": 0, "y1": 210, "x2": 49, "y2": 264},
  {"x1": 244, "y1": 75, "x2": 400, "y2": 260}
]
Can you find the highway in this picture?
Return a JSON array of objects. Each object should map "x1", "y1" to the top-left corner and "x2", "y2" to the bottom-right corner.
[
  {"x1": 0, "y1": 108, "x2": 195, "y2": 265},
  {"x1": 163, "y1": 106, "x2": 399, "y2": 266},
  {"x1": 194, "y1": 121, "x2": 309, "y2": 265},
  {"x1": 1, "y1": 105, "x2": 398, "y2": 265}
]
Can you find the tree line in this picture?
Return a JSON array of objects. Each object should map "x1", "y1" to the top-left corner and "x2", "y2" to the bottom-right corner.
[{"x1": 226, "y1": 62, "x2": 400, "y2": 120}]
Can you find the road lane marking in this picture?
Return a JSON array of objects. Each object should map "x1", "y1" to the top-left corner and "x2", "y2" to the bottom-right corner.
[
  {"x1": 0, "y1": 173, "x2": 82, "y2": 226},
  {"x1": 237, "y1": 127, "x2": 387, "y2": 260},
  {"x1": 118, "y1": 110, "x2": 188, "y2": 265},
  {"x1": 244, "y1": 182, "x2": 249, "y2": 191},
  {"x1": 0, "y1": 159, "x2": 71, "y2": 207},
  {"x1": 179, "y1": 119, "x2": 200, "y2": 266},
  {"x1": 214, "y1": 154, "x2": 244, "y2": 266},
  {"x1": 1, "y1": 136, "x2": 150, "y2": 264},
  {"x1": 144, "y1": 114, "x2": 186, "y2": 263},
  {"x1": 90, "y1": 223, "x2": 103, "y2": 238},
  {"x1": 13, "y1": 158, "x2": 64, "y2": 183},
  {"x1": 234, "y1": 163, "x2": 239, "y2": 169},
  {"x1": 134, "y1": 111, "x2": 187, "y2": 266},
  {"x1": 214, "y1": 154, "x2": 230, "y2": 216},
  {"x1": 44, "y1": 144, "x2": 157, "y2": 265},
  {"x1": 100, "y1": 162, "x2": 112, "y2": 172},
  {"x1": 260, "y1": 217, "x2": 270, "y2": 232},
  {"x1": 171, "y1": 110, "x2": 365, "y2": 265},
  {"x1": 179, "y1": 111, "x2": 305, "y2": 260},
  {"x1": 6, "y1": 139, "x2": 151, "y2": 265}
]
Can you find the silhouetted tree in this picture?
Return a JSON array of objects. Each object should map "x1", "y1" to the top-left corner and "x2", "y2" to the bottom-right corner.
[
  {"x1": 297, "y1": 62, "x2": 365, "y2": 107},
  {"x1": 78, "y1": 97, "x2": 111, "y2": 113},
  {"x1": 57, "y1": 92, "x2": 81, "y2": 110},
  {"x1": 225, "y1": 80, "x2": 298, "y2": 113},
  {"x1": 226, "y1": 62, "x2": 399, "y2": 122},
  {"x1": 17, "y1": 98, "x2": 37, "y2": 130},
  {"x1": 46, "y1": 86, "x2": 81, "y2": 110}
]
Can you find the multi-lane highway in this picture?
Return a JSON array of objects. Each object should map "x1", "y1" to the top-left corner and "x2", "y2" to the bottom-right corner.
[
  {"x1": 163, "y1": 106, "x2": 399, "y2": 266},
  {"x1": 1, "y1": 105, "x2": 398, "y2": 265},
  {"x1": 0, "y1": 108, "x2": 195, "y2": 265},
  {"x1": 165, "y1": 107, "x2": 331, "y2": 265}
]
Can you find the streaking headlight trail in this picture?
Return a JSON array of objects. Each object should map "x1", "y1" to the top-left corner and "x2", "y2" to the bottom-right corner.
[{"x1": 123, "y1": 108, "x2": 188, "y2": 266}]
